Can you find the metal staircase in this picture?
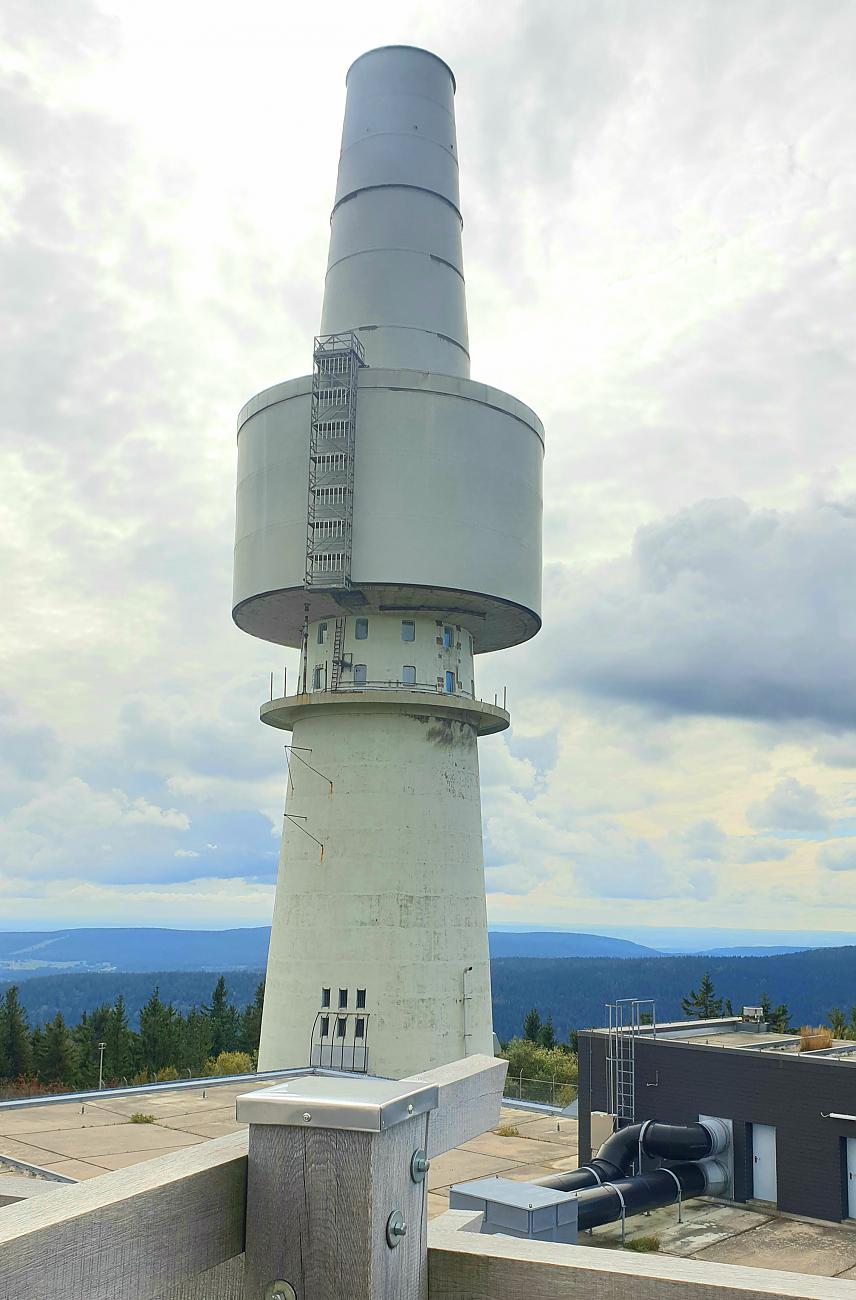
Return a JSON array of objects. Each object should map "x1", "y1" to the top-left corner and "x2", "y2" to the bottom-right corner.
[
  {"x1": 330, "y1": 617, "x2": 347, "y2": 692},
  {"x1": 305, "y1": 331, "x2": 366, "y2": 591}
]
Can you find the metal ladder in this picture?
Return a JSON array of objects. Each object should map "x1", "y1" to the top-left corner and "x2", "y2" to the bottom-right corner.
[
  {"x1": 304, "y1": 332, "x2": 366, "y2": 591},
  {"x1": 606, "y1": 998, "x2": 656, "y2": 1122}
]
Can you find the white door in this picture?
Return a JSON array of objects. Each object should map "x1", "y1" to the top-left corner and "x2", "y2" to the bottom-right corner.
[
  {"x1": 752, "y1": 1124, "x2": 777, "y2": 1202},
  {"x1": 846, "y1": 1138, "x2": 856, "y2": 1218}
]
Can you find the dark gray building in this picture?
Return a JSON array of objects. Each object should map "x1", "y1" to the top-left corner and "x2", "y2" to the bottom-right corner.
[{"x1": 578, "y1": 1016, "x2": 856, "y2": 1223}]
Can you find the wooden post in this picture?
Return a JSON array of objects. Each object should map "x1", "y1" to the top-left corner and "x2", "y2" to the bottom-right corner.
[{"x1": 238, "y1": 1055, "x2": 505, "y2": 1300}]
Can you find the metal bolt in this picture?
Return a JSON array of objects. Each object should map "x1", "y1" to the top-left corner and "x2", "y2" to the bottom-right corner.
[
  {"x1": 302, "y1": 1111, "x2": 312, "y2": 1122},
  {"x1": 410, "y1": 1148, "x2": 430, "y2": 1183},
  {"x1": 265, "y1": 1283, "x2": 297, "y2": 1300},
  {"x1": 386, "y1": 1209, "x2": 407, "y2": 1248}
]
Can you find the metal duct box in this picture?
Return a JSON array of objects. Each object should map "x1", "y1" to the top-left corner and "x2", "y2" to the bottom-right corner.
[{"x1": 449, "y1": 1177, "x2": 579, "y2": 1244}]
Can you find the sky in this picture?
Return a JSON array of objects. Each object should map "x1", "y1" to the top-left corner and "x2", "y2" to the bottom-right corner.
[{"x1": 1, "y1": 0, "x2": 856, "y2": 935}]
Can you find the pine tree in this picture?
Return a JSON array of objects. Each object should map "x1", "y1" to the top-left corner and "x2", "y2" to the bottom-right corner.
[
  {"x1": 759, "y1": 993, "x2": 790, "y2": 1033},
  {"x1": 0, "y1": 985, "x2": 33, "y2": 1079},
  {"x1": 37, "y1": 1014, "x2": 78, "y2": 1086},
  {"x1": 204, "y1": 976, "x2": 239, "y2": 1057},
  {"x1": 105, "y1": 996, "x2": 135, "y2": 1082},
  {"x1": 239, "y1": 982, "x2": 265, "y2": 1056},
  {"x1": 830, "y1": 1007, "x2": 847, "y2": 1037},
  {"x1": 139, "y1": 987, "x2": 178, "y2": 1074},
  {"x1": 681, "y1": 972, "x2": 723, "y2": 1019},
  {"x1": 522, "y1": 1008, "x2": 542, "y2": 1042},
  {"x1": 537, "y1": 1015, "x2": 556, "y2": 1050},
  {"x1": 177, "y1": 1009, "x2": 213, "y2": 1077}
]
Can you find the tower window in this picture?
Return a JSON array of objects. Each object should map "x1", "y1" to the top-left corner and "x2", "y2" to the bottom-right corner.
[
  {"x1": 356, "y1": 988, "x2": 366, "y2": 1009},
  {"x1": 401, "y1": 620, "x2": 415, "y2": 642},
  {"x1": 443, "y1": 626, "x2": 453, "y2": 649},
  {"x1": 402, "y1": 665, "x2": 416, "y2": 685},
  {"x1": 321, "y1": 987, "x2": 331, "y2": 1007},
  {"x1": 355, "y1": 1017, "x2": 365, "y2": 1039},
  {"x1": 317, "y1": 622, "x2": 328, "y2": 644},
  {"x1": 312, "y1": 666, "x2": 323, "y2": 691},
  {"x1": 336, "y1": 1017, "x2": 347, "y2": 1038},
  {"x1": 320, "y1": 1015, "x2": 329, "y2": 1037},
  {"x1": 445, "y1": 670, "x2": 455, "y2": 693},
  {"x1": 353, "y1": 664, "x2": 367, "y2": 686},
  {"x1": 355, "y1": 618, "x2": 368, "y2": 640},
  {"x1": 339, "y1": 988, "x2": 348, "y2": 1009}
]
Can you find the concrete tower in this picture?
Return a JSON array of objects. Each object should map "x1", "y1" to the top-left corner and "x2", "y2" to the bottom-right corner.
[{"x1": 233, "y1": 45, "x2": 543, "y2": 1079}]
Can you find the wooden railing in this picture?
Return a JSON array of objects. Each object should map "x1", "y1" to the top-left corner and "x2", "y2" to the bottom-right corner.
[{"x1": 2, "y1": 1054, "x2": 853, "y2": 1300}]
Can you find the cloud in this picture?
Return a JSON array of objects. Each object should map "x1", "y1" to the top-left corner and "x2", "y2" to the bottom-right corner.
[
  {"x1": 747, "y1": 777, "x2": 831, "y2": 833},
  {"x1": 818, "y1": 842, "x2": 856, "y2": 873},
  {"x1": 537, "y1": 498, "x2": 856, "y2": 728}
]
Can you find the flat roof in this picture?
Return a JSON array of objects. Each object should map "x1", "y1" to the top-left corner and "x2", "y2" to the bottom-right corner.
[{"x1": 585, "y1": 1019, "x2": 856, "y2": 1062}]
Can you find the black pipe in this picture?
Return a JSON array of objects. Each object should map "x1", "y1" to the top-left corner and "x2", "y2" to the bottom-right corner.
[
  {"x1": 575, "y1": 1162, "x2": 706, "y2": 1232},
  {"x1": 536, "y1": 1120, "x2": 716, "y2": 1192}
]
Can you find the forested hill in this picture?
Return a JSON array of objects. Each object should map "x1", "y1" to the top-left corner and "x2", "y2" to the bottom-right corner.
[
  {"x1": 491, "y1": 946, "x2": 856, "y2": 1040},
  {"x1": 8, "y1": 970, "x2": 264, "y2": 1030},
  {"x1": 5, "y1": 945, "x2": 856, "y2": 1036}
]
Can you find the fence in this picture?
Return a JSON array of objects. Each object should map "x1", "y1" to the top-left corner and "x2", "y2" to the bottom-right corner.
[{"x1": 502, "y1": 1072, "x2": 577, "y2": 1109}]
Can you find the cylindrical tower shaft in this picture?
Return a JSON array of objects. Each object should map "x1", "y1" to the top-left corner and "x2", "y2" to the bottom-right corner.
[{"x1": 233, "y1": 46, "x2": 544, "y2": 1079}]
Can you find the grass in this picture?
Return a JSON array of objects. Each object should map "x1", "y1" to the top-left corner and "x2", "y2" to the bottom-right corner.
[
  {"x1": 494, "y1": 1123, "x2": 519, "y2": 1137},
  {"x1": 623, "y1": 1235, "x2": 661, "y2": 1253},
  {"x1": 128, "y1": 1112, "x2": 156, "y2": 1124},
  {"x1": 800, "y1": 1025, "x2": 833, "y2": 1051}
]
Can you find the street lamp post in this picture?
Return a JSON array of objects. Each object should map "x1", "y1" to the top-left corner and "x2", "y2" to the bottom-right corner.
[{"x1": 97, "y1": 1041, "x2": 106, "y2": 1090}]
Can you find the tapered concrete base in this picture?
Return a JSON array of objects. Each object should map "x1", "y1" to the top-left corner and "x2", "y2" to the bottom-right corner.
[{"x1": 257, "y1": 700, "x2": 495, "y2": 1079}]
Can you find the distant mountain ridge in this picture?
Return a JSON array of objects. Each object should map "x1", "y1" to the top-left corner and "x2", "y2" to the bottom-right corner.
[
  {"x1": 0, "y1": 928, "x2": 271, "y2": 977},
  {"x1": 488, "y1": 932, "x2": 661, "y2": 958},
  {"x1": 0, "y1": 928, "x2": 829, "y2": 978}
]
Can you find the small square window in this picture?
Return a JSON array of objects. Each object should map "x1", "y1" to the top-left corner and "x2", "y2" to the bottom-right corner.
[
  {"x1": 355, "y1": 618, "x2": 368, "y2": 640},
  {"x1": 312, "y1": 666, "x2": 323, "y2": 691},
  {"x1": 336, "y1": 1017, "x2": 347, "y2": 1038},
  {"x1": 353, "y1": 664, "x2": 367, "y2": 686},
  {"x1": 443, "y1": 626, "x2": 453, "y2": 648},
  {"x1": 320, "y1": 1015, "x2": 329, "y2": 1037},
  {"x1": 444, "y1": 670, "x2": 455, "y2": 693},
  {"x1": 401, "y1": 620, "x2": 415, "y2": 642},
  {"x1": 402, "y1": 665, "x2": 416, "y2": 685},
  {"x1": 339, "y1": 988, "x2": 348, "y2": 1009},
  {"x1": 355, "y1": 1017, "x2": 365, "y2": 1039},
  {"x1": 321, "y1": 987, "x2": 331, "y2": 1008},
  {"x1": 356, "y1": 988, "x2": 366, "y2": 1009},
  {"x1": 317, "y1": 622, "x2": 328, "y2": 645}
]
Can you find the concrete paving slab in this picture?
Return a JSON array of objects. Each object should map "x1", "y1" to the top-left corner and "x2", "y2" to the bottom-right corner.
[
  {"x1": 427, "y1": 1148, "x2": 524, "y2": 1192},
  {"x1": 27, "y1": 1122, "x2": 204, "y2": 1160},
  {"x1": 0, "y1": 1135, "x2": 78, "y2": 1164},
  {"x1": 457, "y1": 1133, "x2": 571, "y2": 1163},
  {"x1": 586, "y1": 1199, "x2": 773, "y2": 1258},
  {"x1": 38, "y1": 1159, "x2": 108, "y2": 1180},
  {"x1": 693, "y1": 1216, "x2": 856, "y2": 1277},
  {"x1": 509, "y1": 1115, "x2": 578, "y2": 1145},
  {"x1": 0, "y1": 1106, "x2": 125, "y2": 1135},
  {"x1": 175, "y1": 1119, "x2": 244, "y2": 1139}
]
